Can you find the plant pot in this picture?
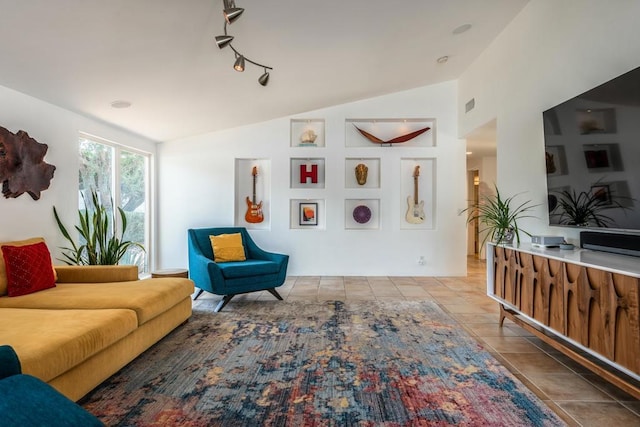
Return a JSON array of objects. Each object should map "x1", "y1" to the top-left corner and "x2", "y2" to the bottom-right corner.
[{"x1": 495, "y1": 228, "x2": 515, "y2": 245}]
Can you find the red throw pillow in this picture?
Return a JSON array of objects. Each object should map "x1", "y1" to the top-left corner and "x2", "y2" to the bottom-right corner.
[{"x1": 1, "y1": 242, "x2": 56, "y2": 297}]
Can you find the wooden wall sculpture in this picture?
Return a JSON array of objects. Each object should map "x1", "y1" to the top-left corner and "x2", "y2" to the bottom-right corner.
[{"x1": 0, "y1": 126, "x2": 55, "y2": 200}]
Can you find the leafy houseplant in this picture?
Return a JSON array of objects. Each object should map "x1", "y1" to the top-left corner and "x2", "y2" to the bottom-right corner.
[
  {"x1": 550, "y1": 188, "x2": 626, "y2": 227},
  {"x1": 464, "y1": 185, "x2": 537, "y2": 246},
  {"x1": 53, "y1": 189, "x2": 145, "y2": 265}
]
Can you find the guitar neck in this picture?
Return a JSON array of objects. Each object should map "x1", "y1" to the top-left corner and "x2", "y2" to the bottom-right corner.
[
  {"x1": 252, "y1": 175, "x2": 257, "y2": 204},
  {"x1": 413, "y1": 176, "x2": 418, "y2": 204}
]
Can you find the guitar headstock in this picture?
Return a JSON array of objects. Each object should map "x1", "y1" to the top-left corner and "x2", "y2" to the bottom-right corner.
[
  {"x1": 252, "y1": 166, "x2": 258, "y2": 176},
  {"x1": 413, "y1": 165, "x2": 420, "y2": 177}
]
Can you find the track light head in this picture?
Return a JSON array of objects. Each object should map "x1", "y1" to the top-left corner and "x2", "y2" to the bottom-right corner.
[
  {"x1": 224, "y1": 8, "x2": 244, "y2": 23},
  {"x1": 223, "y1": 1, "x2": 244, "y2": 24},
  {"x1": 215, "y1": 35, "x2": 234, "y2": 49},
  {"x1": 258, "y1": 70, "x2": 270, "y2": 86},
  {"x1": 234, "y1": 55, "x2": 245, "y2": 72}
]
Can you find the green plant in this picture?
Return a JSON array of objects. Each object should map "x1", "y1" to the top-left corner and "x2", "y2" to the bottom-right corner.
[
  {"x1": 53, "y1": 189, "x2": 145, "y2": 265},
  {"x1": 463, "y1": 185, "x2": 537, "y2": 246},
  {"x1": 550, "y1": 188, "x2": 626, "y2": 227}
]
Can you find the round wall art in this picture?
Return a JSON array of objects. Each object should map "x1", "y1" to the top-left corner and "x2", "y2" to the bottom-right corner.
[{"x1": 352, "y1": 205, "x2": 372, "y2": 224}]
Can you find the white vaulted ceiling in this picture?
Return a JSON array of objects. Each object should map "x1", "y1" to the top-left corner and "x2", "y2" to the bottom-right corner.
[{"x1": 0, "y1": 0, "x2": 528, "y2": 142}]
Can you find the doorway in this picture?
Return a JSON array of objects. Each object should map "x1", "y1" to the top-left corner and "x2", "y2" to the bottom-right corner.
[{"x1": 464, "y1": 119, "x2": 497, "y2": 259}]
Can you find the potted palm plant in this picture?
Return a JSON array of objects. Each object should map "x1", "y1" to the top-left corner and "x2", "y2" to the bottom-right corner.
[
  {"x1": 53, "y1": 189, "x2": 145, "y2": 265},
  {"x1": 464, "y1": 184, "x2": 537, "y2": 246}
]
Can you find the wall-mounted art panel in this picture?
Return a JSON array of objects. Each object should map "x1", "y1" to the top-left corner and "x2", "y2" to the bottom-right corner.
[
  {"x1": 400, "y1": 158, "x2": 435, "y2": 229},
  {"x1": 290, "y1": 158, "x2": 325, "y2": 189},
  {"x1": 345, "y1": 158, "x2": 380, "y2": 188},
  {"x1": 291, "y1": 119, "x2": 325, "y2": 147},
  {"x1": 345, "y1": 199, "x2": 380, "y2": 230},
  {"x1": 345, "y1": 118, "x2": 435, "y2": 148},
  {"x1": 235, "y1": 158, "x2": 270, "y2": 230},
  {"x1": 290, "y1": 199, "x2": 326, "y2": 230}
]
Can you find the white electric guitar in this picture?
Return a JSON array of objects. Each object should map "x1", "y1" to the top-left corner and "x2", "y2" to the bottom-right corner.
[{"x1": 405, "y1": 165, "x2": 425, "y2": 224}]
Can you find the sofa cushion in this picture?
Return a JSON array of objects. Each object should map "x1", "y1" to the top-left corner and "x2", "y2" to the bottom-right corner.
[
  {"x1": 0, "y1": 308, "x2": 137, "y2": 383},
  {"x1": 218, "y1": 259, "x2": 280, "y2": 279},
  {"x1": 2, "y1": 242, "x2": 56, "y2": 297},
  {"x1": 0, "y1": 278, "x2": 194, "y2": 325},
  {"x1": 0, "y1": 237, "x2": 56, "y2": 296},
  {"x1": 210, "y1": 233, "x2": 246, "y2": 263}
]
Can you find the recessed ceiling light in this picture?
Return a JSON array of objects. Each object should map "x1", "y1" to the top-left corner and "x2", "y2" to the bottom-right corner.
[
  {"x1": 466, "y1": 151, "x2": 473, "y2": 155},
  {"x1": 437, "y1": 56, "x2": 449, "y2": 64},
  {"x1": 453, "y1": 24, "x2": 472, "y2": 35},
  {"x1": 110, "y1": 100, "x2": 132, "y2": 109}
]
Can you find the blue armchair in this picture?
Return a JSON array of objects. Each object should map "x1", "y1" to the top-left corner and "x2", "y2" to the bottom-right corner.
[{"x1": 188, "y1": 227, "x2": 289, "y2": 312}]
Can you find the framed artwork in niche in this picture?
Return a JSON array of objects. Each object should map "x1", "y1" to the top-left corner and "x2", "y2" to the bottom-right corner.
[
  {"x1": 234, "y1": 158, "x2": 271, "y2": 230},
  {"x1": 299, "y1": 203, "x2": 318, "y2": 226},
  {"x1": 290, "y1": 199, "x2": 325, "y2": 230},
  {"x1": 290, "y1": 119, "x2": 325, "y2": 147},
  {"x1": 345, "y1": 118, "x2": 435, "y2": 148},
  {"x1": 345, "y1": 199, "x2": 380, "y2": 230},
  {"x1": 400, "y1": 158, "x2": 435, "y2": 230},
  {"x1": 345, "y1": 158, "x2": 380, "y2": 188},
  {"x1": 290, "y1": 158, "x2": 325, "y2": 189}
]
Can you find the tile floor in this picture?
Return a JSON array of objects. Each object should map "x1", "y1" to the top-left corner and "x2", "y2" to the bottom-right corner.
[{"x1": 193, "y1": 257, "x2": 640, "y2": 426}]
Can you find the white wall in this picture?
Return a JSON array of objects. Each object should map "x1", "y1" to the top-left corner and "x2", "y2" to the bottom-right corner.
[
  {"x1": 158, "y1": 80, "x2": 468, "y2": 276},
  {"x1": 0, "y1": 85, "x2": 157, "y2": 261},
  {"x1": 458, "y1": 0, "x2": 640, "y2": 245}
]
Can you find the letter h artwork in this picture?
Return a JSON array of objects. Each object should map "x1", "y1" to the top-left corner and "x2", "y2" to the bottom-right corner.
[
  {"x1": 300, "y1": 164, "x2": 318, "y2": 184},
  {"x1": 291, "y1": 158, "x2": 325, "y2": 189}
]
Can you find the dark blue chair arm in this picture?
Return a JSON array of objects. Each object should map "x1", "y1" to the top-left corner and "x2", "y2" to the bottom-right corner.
[
  {"x1": 189, "y1": 251, "x2": 225, "y2": 293},
  {"x1": 0, "y1": 345, "x2": 21, "y2": 380}
]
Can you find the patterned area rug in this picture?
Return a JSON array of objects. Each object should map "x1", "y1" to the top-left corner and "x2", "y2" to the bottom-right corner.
[{"x1": 82, "y1": 301, "x2": 566, "y2": 426}]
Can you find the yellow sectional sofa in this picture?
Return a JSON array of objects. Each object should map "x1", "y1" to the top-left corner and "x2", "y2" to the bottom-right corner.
[{"x1": 0, "y1": 265, "x2": 194, "y2": 401}]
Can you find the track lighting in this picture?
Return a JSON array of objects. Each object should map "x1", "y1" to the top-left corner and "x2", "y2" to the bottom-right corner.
[
  {"x1": 258, "y1": 70, "x2": 269, "y2": 86},
  {"x1": 215, "y1": 0, "x2": 272, "y2": 86},
  {"x1": 223, "y1": 0, "x2": 244, "y2": 24},
  {"x1": 214, "y1": 35, "x2": 233, "y2": 48},
  {"x1": 234, "y1": 55, "x2": 245, "y2": 72}
]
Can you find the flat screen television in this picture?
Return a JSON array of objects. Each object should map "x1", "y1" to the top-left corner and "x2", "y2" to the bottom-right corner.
[{"x1": 543, "y1": 65, "x2": 640, "y2": 234}]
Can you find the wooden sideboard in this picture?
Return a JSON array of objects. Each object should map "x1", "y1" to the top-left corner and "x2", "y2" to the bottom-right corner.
[{"x1": 487, "y1": 243, "x2": 640, "y2": 398}]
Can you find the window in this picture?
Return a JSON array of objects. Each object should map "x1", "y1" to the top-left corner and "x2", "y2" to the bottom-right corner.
[{"x1": 78, "y1": 135, "x2": 151, "y2": 273}]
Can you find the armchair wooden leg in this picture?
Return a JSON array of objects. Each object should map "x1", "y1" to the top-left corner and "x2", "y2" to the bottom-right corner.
[
  {"x1": 267, "y1": 288, "x2": 283, "y2": 301},
  {"x1": 214, "y1": 294, "x2": 236, "y2": 312}
]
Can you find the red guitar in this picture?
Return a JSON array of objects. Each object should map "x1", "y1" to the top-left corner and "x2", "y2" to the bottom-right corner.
[{"x1": 245, "y1": 166, "x2": 264, "y2": 223}]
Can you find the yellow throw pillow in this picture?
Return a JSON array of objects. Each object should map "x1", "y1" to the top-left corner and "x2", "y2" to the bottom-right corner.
[
  {"x1": 0, "y1": 237, "x2": 57, "y2": 296},
  {"x1": 210, "y1": 233, "x2": 246, "y2": 263}
]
